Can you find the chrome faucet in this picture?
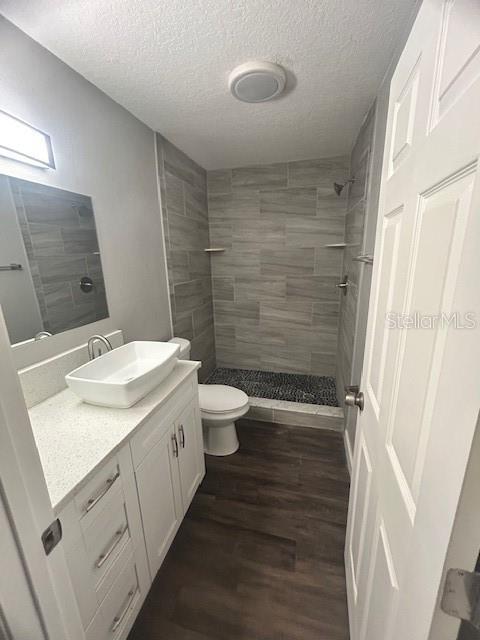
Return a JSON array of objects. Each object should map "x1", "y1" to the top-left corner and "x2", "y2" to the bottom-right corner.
[
  {"x1": 87, "y1": 334, "x2": 113, "y2": 360},
  {"x1": 34, "y1": 331, "x2": 52, "y2": 340}
]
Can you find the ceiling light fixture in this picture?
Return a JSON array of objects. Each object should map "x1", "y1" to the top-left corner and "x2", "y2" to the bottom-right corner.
[
  {"x1": 229, "y1": 61, "x2": 286, "y2": 103},
  {"x1": 0, "y1": 110, "x2": 55, "y2": 169}
]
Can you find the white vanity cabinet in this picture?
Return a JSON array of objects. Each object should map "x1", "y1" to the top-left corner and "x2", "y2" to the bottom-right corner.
[
  {"x1": 131, "y1": 378, "x2": 205, "y2": 578},
  {"x1": 58, "y1": 370, "x2": 205, "y2": 640}
]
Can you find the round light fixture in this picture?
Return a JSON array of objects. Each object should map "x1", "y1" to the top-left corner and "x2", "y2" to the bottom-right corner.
[{"x1": 229, "y1": 61, "x2": 286, "y2": 103}]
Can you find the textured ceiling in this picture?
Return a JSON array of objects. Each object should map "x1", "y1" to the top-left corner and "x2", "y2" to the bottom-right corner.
[{"x1": 0, "y1": 0, "x2": 416, "y2": 169}]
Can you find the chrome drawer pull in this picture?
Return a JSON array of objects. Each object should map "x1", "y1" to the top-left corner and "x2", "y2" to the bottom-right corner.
[
  {"x1": 95, "y1": 524, "x2": 128, "y2": 568},
  {"x1": 111, "y1": 587, "x2": 137, "y2": 633},
  {"x1": 171, "y1": 433, "x2": 179, "y2": 458},
  {"x1": 84, "y1": 469, "x2": 120, "y2": 513},
  {"x1": 178, "y1": 424, "x2": 185, "y2": 448}
]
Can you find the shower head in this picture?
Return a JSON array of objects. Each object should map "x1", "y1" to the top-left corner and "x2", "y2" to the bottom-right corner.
[{"x1": 334, "y1": 178, "x2": 355, "y2": 196}]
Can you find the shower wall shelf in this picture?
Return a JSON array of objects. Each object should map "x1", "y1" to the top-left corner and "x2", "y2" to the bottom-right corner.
[{"x1": 204, "y1": 248, "x2": 226, "y2": 253}]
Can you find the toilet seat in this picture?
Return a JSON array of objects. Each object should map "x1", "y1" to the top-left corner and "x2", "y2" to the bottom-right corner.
[{"x1": 198, "y1": 384, "x2": 249, "y2": 415}]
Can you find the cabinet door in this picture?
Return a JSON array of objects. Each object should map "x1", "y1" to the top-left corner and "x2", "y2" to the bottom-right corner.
[
  {"x1": 176, "y1": 403, "x2": 205, "y2": 511},
  {"x1": 135, "y1": 427, "x2": 182, "y2": 578}
]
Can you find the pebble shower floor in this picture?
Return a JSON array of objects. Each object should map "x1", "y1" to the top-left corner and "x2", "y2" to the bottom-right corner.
[{"x1": 206, "y1": 367, "x2": 339, "y2": 407}]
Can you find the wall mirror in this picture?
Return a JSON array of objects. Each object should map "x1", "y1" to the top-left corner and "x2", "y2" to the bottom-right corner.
[{"x1": 0, "y1": 175, "x2": 108, "y2": 344}]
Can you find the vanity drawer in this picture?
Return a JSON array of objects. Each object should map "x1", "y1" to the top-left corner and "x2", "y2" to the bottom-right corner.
[
  {"x1": 83, "y1": 486, "x2": 130, "y2": 594},
  {"x1": 85, "y1": 551, "x2": 141, "y2": 640},
  {"x1": 65, "y1": 477, "x2": 135, "y2": 628},
  {"x1": 75, "y1": 457, "x2": 122, "y2": 525},
  {"x1": 62, "y1": 445, "x2": 151, "y2": 631},
  {"x1": 130, "y1": 379, "x2": 194, "y2": 469}
]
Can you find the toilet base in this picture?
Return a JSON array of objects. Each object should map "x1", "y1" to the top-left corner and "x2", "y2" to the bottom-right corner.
[{"x1": 203, "y1": 420, "x2": 239, "y2": 456}]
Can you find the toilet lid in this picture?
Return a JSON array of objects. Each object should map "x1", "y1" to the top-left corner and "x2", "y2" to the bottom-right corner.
[{"x1": 199, "y1": 384, "x2": 249, "y2": 414}]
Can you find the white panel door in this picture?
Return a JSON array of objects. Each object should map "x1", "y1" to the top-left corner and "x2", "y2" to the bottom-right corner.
[
  {"x1": 345, "y1": 2, "x2": 480, "y2": 640},
  {"x1": 0, "y1": 307, "x2": 85, "y2": 639},
  {"x1": 0, "y1": 492, "x2": 46, "y2": 639}
]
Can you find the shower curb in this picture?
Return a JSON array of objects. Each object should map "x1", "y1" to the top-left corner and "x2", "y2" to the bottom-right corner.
[{"x1": 246, "y1": 397, "x2": 344, "y2": 431}]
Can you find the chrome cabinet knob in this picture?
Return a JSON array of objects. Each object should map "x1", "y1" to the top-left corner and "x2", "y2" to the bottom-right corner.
[{"x1": 345, "y1": 385, "x2": 364, "y2": 411}]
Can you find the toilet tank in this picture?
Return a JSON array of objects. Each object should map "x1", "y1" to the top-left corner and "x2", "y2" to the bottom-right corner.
[{"x1": 168, "y1": 337, "x2": 191, "y2": 359}]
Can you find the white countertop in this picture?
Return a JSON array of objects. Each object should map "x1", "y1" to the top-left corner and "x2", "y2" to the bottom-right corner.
[{"x1": 28, "y1": 360, "x2": 200, "y2": 513}]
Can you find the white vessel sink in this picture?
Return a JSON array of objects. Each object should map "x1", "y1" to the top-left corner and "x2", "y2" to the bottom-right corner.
[{"x1": 65, "y1": 341, "x2": 180, "y2": 408}]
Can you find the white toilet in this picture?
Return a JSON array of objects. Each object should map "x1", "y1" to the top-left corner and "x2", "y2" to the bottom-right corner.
[{"x1": 168, "y1": 337, "x2": 249, "y2": 456}]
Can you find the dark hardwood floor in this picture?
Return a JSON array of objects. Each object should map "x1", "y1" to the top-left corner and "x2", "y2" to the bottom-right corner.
[{"x1": 128, "y1": 418, "x2": 351, "y2": 640}]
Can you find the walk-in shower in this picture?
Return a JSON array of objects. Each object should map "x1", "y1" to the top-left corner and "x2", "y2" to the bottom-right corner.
[{"x1": 206, "y1": 368, "x2": 339, "y2": 406}]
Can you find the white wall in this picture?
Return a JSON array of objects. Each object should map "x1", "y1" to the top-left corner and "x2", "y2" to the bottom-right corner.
[{"x1": 0, "y1": 17, "x2": 171, "y2": 366}]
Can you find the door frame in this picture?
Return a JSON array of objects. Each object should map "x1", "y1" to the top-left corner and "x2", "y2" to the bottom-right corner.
[
  {"x1": 428, "y1": 411, "x2": 480, "y2": 639},
  {"x1": 0, "y1": 306, "x2": 84, "y2": 639},
  {"x1": 342, "y1": 0, "x2": 422, "y2": 471},
  {"x1": 342, "y1": 101, "x2": 377, "y2": 472}
]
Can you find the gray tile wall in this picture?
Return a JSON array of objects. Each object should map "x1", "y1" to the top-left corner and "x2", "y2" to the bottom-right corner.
[
  {"x1": 207, "y1": 157, "x2": 349, "y2": 376},
  {"x1": 336, "y1": 107, "x2": 375, "y2": 405},
  {"x1": 156, "y1": 134, "x2": 216, "y2": 381},
  {"x1": 10, "y1": 178, "x2": 108, "y2": 334}
]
